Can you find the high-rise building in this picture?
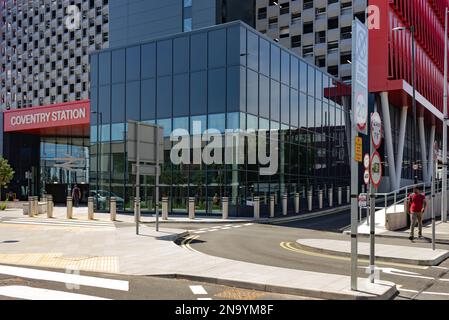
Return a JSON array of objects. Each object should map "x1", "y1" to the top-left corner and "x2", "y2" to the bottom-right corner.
[
  {"x1": 0, "y1": 0, "x2": 110, "y2": 111},
  {"x1": 255, "y1": 0, "x2": 367, "y2": 82},
  {"x1": 109, "y1": 0, "x2": 256, "y2": 48}
]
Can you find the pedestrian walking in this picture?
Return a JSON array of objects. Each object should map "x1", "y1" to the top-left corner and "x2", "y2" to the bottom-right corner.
[
  {"x1": 407, "y1": 186, "x2": 427, "y2": 240},
  {"x1": 72, "y1": 184, "x2": 81, "y2": 208}
]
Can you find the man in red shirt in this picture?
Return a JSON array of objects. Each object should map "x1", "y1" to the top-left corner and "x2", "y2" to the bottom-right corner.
[{"x1": 408, "y1": 186, "x2": 427, "y2": 240}]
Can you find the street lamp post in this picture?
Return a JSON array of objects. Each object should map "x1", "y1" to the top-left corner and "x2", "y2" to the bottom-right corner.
[
  {"x1": 91, "y1": 110, "x2": 103, "y2": 210},
  {"x1": 443, "y1": 8, "x2": 448, "y2": 223}
]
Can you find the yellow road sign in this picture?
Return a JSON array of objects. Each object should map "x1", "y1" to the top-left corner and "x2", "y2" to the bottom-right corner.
[{"x1": 355, "y1": 137, "x2": 363, "y2": 162}]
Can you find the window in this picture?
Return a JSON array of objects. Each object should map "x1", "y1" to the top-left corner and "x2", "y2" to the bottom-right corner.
[
  {"x1": 303, "y1": 22, "x2": 313, "y2": 34},
  {"x1": 340, "y1": 52, "x2": 352, "y2": 65},
  {"x1": 258, "y1": 7, "x2": 267, "y2": 20},
  {"x1": 328, "y1": 17, "x2": 339, "y2": 29},
  {"x1": 315, "y1": 31, "x2": 326, "y2": 44},
  {"x1": 279, "y1": 26, "x2": 290, "y2": 38},
  {"x1": 280, "y1": 2, "x2": 289, "y2": 15},
  {"x1": 291, "y1": 35, "x2": 301, "y2": 48}
]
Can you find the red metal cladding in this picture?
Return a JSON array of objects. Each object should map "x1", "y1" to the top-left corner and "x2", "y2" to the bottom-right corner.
[
  {"x1": 3, "y1": 100, "x2": 90, "y2": 134},
  {"x1": 369, "y1": 0, "x2": 449, "y2": 116}
]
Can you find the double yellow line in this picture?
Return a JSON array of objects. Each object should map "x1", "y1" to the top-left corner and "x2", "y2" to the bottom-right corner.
[
  {"x1": 280, "y1": 241, "x2": 427, "y2": 270},
  {"x1": 181, "y1": 235, "x2": 202, "y2": 254}
]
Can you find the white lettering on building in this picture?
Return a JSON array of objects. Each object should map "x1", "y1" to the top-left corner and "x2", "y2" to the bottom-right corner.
[{"x1": 10, "y1": 107, "x2": 87, "y2": 127}]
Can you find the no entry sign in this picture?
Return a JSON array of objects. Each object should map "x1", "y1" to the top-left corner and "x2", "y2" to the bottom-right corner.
[{"x1": 371, "y1": 112, "x2": 382, "y2": 150}]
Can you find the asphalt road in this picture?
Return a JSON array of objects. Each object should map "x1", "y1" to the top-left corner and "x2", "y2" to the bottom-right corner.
[
  {"x1": 0, "y1": 264, "x2": 308, "y2": 300},
  {"x1": 170, "y1": 213, "x2": 449, "y2": 300}
]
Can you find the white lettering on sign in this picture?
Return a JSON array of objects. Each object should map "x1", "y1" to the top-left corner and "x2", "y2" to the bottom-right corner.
[{"x1": 9, "y1": 108, "x2": 87, "y2": 127}]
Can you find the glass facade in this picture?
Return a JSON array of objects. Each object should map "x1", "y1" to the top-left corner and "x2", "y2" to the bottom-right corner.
[{"x1": 90, "y1": 22, "x2": 350, "y2": 216}]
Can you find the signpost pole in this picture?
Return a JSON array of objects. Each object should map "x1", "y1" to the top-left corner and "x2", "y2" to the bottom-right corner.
[
  {"x1": 155, "y1": 126, "x2": 160, "y2": 233},
  {"x1": 369, "y1": 114, "x2": 376, "y2": 283},
  {"x1": 135, "y1": 122, "x2": 140, "y2": 235}
]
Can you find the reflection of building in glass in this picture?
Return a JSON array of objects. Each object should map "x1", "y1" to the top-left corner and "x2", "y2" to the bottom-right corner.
[{"x1": 90, "y1": 21, "x2": 350, "y2": 216}]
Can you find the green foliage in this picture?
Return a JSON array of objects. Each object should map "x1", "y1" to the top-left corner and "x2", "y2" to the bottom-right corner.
[
  {"x1": 0, "y1": 157, "x2": 14, "y2": 202},
  {"x1": 0, "y1": 200, "x2": 8, "y2": 211}
]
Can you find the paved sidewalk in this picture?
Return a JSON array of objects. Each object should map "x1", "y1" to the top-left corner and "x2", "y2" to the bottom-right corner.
[
  {"x1": 355, "y1": 221, "x2": 449, "y2": 243},
  {"x1": 296, "y1": 239, "x2": 449, "y2": 266},
  {"x1": 0, "y1": 213, "x2": 396, "y2": 300}
]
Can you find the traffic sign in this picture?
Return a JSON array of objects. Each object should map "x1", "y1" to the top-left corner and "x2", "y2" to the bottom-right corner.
[
  {"x1": 371, "y1": 111, "x2": 382, "y2": 149},
  {"x1": 358, "y1": 193, "x2": 369, "y2": 208},
  {"x1": 363, "y1": 169, "x2": 370, "y2": 185},
  {"x1": 352, "y1": 19, "x2": 368, "y2": 135},
  {"x1": 370, "y1": 151, "x2": 382, "y2": 189},
  {"x1": 363, "y1": 153, "x2": 370, "y2": 169},
  {"x1": 355, "y1": 137, "x2": 363, "y2": 162}
]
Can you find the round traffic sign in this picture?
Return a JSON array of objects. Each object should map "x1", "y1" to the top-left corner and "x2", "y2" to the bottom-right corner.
[
  {"x1": 363, "y1": 169, "x2": 370, "y2": 185},
  {"x1": 356, "y1": 93, "x2": 368, "y2": 132},
  {"x1": 363, "y1": 153, "x2": 370, "y2": 169},
  {"x1": 370, "y1": 151, "x2": 382, "y2": 189},
  {"x1": 371, "y1": 112, "x2": 382, "y2": 149}
]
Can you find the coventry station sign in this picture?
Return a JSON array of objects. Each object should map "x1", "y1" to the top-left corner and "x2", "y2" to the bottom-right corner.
[{"x1": 3, "y1": 100, "x2": 90, "y2": 132}]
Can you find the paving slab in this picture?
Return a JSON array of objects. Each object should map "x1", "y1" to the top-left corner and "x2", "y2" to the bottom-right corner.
[
  {"x1": 296, "y1": 238, "x2": 449, "y2": 266},
  {"x1": 0, "y1": 216, "x2": 396, "y2": 300}
]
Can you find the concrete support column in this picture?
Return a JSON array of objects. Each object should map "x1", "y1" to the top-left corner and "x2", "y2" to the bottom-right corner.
[
  {"x1": 338, "y1": 187, "x2": 342, "y2": 205},
  {"x1": 307, "y1": 190, "x2": 313, "y2": 211},
  {"x1": 380, "y1": 92, "x2": 397, "y2": 190},
  {"x1": 270, "y1": 195, "x2": 275, "y2": 218},
  {"x1": 188, "y1": 197, "x2": 195, "y2": 219},
  {"x1": 110, "y1": 197, "x2": 117, "y2": 221},
  {"x1": 222, "y1": 197, "x2": 229, "y2": 219},
  {"x1": 328, "y1": 187, "x2": 333, "y2": 207},
  {"x1": 47, "y1": 195, "x2": 53, "y2": 218},
  {"x1": 418, "y1": 117, "x2": 429, "y2": 182},
  {"x1": 428, "y1": 125, "x2": 436, "y2": 180},
  {"x1": 253, "y1": 196, "x2": 260, "y2": 219},
  {"x1": 282, "y1": 194, "x2": 287, "y2": 216},
  {"x1": 162, "y1": 197, "x2": 169, "y2": 220},
  {"x1": 395, "y1": 106, "x2": 408, "y2": 187},
  {"x1": 294, "y1": 193, "x2": 300, "y2": 214},
  {"x1": 88, "y1": 197, "x2": 94, "y2": 220},
  {"x1": 66, "y1": 196, "x2": 73, "y2": 219}
]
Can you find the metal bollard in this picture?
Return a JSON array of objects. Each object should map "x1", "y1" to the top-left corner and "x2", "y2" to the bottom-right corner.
[
  {"x1": 307, "y1": 190, "x2": 313, "y2": 211},
  {"x1": 253, "y1": 196, "x2": 260, "y2": 219},
  {"x1": 338, "y1": 187, "x2": 342, "y2": 205},
  {"x1": 134, "y1": 197, "x2": 141, "y2": 223},
  {"x1": 270, "y1": 195, "x2": 275, "y2": 218},
  {"x1": 189, "y1": 197, "x2": 195, "y2": 219},
  {"x1": 222, "y1": 197, "x2": 229, "y2": 219},
  {"x1": 318, "y1": 190, "x2": 323, "y2": 209},
  {"x1": 28, "y1": 196, "x2": 34, "y2": 217},
  {"x1": 328, "y1": 188, "x2": 333, "y2": 207},
  {"x1": 162, "y1": 197, "x2": 169, "y2": 220},
  {"x1": 47, "y1": 195, "x2": 53, "y2": 218},
  {"x1": 347, "y1": 186, "x2": 350, "y2": 204},
  {"x1": 66, "y1": 196, "x2": 73, "y2": 219},
  {"x1": 33, "y1": 196, "x2": 38, "y2": 216},
  {"x1": 282, "y1": 194, "x2": 287, "y2": 216},
  {"x1": 88, "y1": 197, "x2": 94, "y2": 220},
  {"x1": 295, "y1": 192, "x2": 300, "y2": 214},
  {"x1": 110, "y1": 197, "x2": 117, "y2": 221}
]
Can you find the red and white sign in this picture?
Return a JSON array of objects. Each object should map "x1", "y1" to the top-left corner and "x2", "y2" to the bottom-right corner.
[
  {"x1": 370, "y1": 151, "x2": 383, "y2": 189},
  {"x1": 3, "y1": 100, "x2": 90, "y2": 133},
  {"x1": 371, "y1": 111, "x2": 382, "y2": 149},
  {"x1": 363, "y1": 153, "x2": 370, "y2": 169},
  {"x1": 355, "y1": 93, "x2": 368, "y2": 133},
  {"x1": 363, "y1": 169, "x2": 370, "y2": 185}
]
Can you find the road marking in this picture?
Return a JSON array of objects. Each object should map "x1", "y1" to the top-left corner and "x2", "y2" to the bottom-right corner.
[
  {"x1": 224, "y1": 225, "x2": 233, "y2": 227},
  {"x1": 3, "y1": 218, "x2": 115, "y2": 230},
  {"x1": 233, "y1": 225, "x2": 243, "y2": 228},
  {"x1": 193, "y1": 231, "x2": 206, "y2": 234},
  {"x1": 0, "y1": 285, "x2": 110, "y2": 300},
  {"x1": 221, "y1": 227, "x2": 232, "y2": 230},
  {"x1": 279, "y1": 242, "x2": 428, "y2": 270},
  {"x1": 197, "y1": 298, "x2": 212, "y2": 300},
  {"x1": 181, "y1": 236, "x2": 202, "y2": 254},
  {"x1": 208, "y1": 229, "x2": 218, "y2": 232},
  {"x1": 359, "y1": 266, "x2": 434, "y2": 280},
  {"x1": 189, "y1": 285, "x2": 208, "y2": 295},
  {"x1": 0, "y1": 265, "x2": 129, "y2": 291},
  {"x1": 211, "y1": 226, "x2": 223, "y2": 229},
  {"x1": 244, "y1": 223, "x2": 254, "y2": 226},
  {"x1": 399, "y1": 287, "x2": 449, "y2": 297}
]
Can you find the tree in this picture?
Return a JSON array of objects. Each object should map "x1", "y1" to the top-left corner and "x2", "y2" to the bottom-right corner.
[{"x1": 0, "y1": 157, "x2": 14, "y2": 201}]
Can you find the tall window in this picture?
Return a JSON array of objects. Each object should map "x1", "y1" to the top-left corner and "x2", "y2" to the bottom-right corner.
[{"x1": 183, "y1": 0, "x2": 192, "y2": 32}]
